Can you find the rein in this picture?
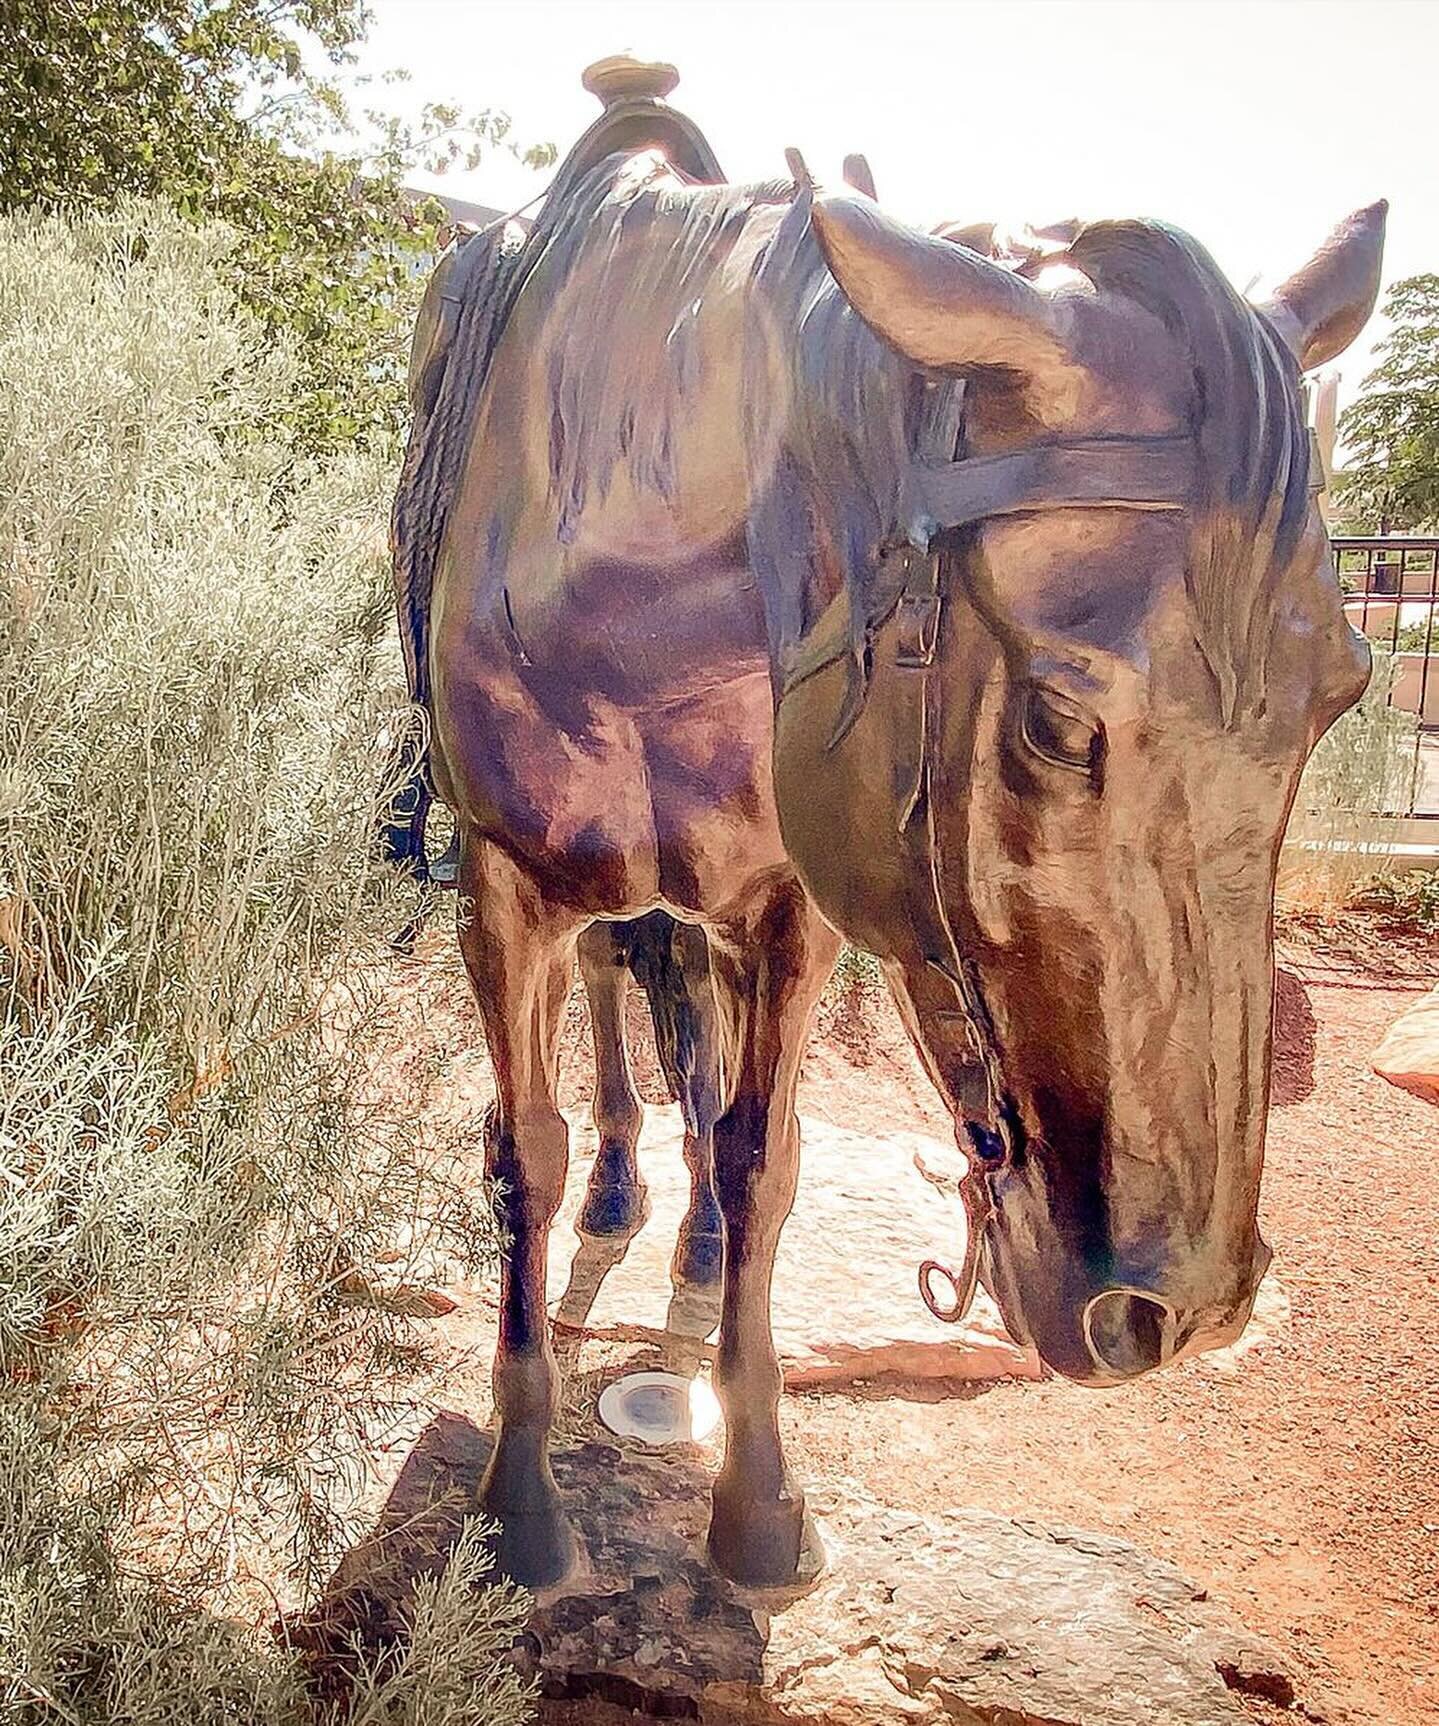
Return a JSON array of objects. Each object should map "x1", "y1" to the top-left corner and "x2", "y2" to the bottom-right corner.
[{"x1": 779, "y1": 406, "x2": 1199, "y2": 1329}]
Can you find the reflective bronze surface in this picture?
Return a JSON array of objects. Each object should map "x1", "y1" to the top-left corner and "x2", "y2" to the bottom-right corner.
[{"x1": 399, "y1": 61, "x2": 1385, "y2": 1589}]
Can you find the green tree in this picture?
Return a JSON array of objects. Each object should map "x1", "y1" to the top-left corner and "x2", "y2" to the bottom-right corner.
[
  {"x1": 0, "y1": 1, "x2": 552, "y2": 454},
  {"x1": 1335, "y1": 273, "x2": 1439, "y2": 533}
]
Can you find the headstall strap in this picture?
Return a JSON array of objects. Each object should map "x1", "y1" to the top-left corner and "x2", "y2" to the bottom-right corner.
[
  {"x1": 774, "y1": 414, "x2": 1199, "y2": 1328},
  {"x1": 893, "y1": 545, "x2": 945, "y2": 669},
  {"x1": 890, "y1": 422, "x2": 1196, "y2": 1329}
]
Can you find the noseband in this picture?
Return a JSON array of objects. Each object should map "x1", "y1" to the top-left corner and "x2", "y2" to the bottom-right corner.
[{"x1": 780, "y1": 399, "x2": 1199, "y2": 1328}]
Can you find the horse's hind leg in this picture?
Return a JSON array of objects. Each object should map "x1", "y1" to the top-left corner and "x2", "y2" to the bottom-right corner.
[
  {"x1": 575, "y1": 921, "x2": 649, "y2": 1239},
  {"x1": 646, "y1": 917, "x2": 725, "y2": 1290},
  {"x1": 706, "y1": 882, "x2": 839, "y2": 1586},
  {"x1": 458, "y1": 835, "x2": 579, "y2": 1588}
]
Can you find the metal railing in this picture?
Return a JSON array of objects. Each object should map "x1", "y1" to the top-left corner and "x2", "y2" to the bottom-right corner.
[{"x1": 1331, "y1": 536, "x2": 1438, "y2": 819}]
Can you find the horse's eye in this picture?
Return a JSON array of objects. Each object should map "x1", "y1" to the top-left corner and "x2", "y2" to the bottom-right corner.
[{"x1": 1022, "y1": 685, "x2": 1100, "y2": 775}]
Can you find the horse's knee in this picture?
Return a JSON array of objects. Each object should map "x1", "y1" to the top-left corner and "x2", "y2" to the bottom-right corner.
[{"x1": 487, "y1": 1102, "x2": 570, "y2": 1221}]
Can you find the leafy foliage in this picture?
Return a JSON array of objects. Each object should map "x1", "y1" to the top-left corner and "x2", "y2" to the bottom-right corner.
[
  {"x1": 0, "y1": 206, "x2": 531, "y2": 1724},
  {"x1": 1390, "y1": 618, "x2": 1439, "y2": 654},
  {"x1": 1335, "y1": 274, "x2": 1439, "y2": 533},
  {"x1": 1351, "y1": 869, "x2": 1439, "y2": 934},
  {"x1": 0, "y1": 0, "x2": 553, "y2": 455}
]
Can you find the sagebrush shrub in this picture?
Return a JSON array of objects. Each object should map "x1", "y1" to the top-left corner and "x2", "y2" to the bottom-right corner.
[
  {"x1": 0, "y1": 206, "x2": 530, "y2": 1724},
  {"x1": 1278, "y1": 645, "x2": 1419, "y2": 912}
]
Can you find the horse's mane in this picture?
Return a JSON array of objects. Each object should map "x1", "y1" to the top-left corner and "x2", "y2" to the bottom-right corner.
[
  {"x1": 1067, "y1": 221, "x2": 1312, "y2": 724},
  {"x1": 531, "y1": 159, "x2": 795, "y2": 545},
  {"x1": 742, "y1": 182, "x2": 936, "y2": 664},
  {"x1": 396, "y1": 154, "x2": 1310, "y2": 726}
]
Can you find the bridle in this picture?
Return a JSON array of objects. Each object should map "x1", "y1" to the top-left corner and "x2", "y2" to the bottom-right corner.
[{"x1": 779, "y1": 391, "x2": 1201, "y2": 1328}]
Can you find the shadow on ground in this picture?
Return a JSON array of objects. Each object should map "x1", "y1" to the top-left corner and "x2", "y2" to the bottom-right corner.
[
  {"x1": 288, "y1": 1410, "x2": 767, "y2": 1715},
  {"x1": 1272, "y1": 966, "x2": 1317, "y2": 1106}
]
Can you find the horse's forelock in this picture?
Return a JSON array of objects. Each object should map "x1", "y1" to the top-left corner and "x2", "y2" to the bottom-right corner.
[{"x1": 1067, "y1": 220, "x2": 1312, "y2": 724}]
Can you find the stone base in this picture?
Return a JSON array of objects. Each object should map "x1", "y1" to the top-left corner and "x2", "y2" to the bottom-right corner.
[{"x1": 296, "y1": 1411, "x2": 1302, "y2": 1726}]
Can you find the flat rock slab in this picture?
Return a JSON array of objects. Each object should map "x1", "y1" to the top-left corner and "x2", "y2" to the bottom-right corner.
[
  {"x1": 546, "y1": 1104, "x2": 1041, "y2": 1386},
  {"x1": 297, "y1": 1412, "x2": 1300, "y2": 1726}
]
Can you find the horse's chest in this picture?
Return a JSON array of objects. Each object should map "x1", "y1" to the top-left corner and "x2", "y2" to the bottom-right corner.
[{"x1": 432, "y1": 589, "x2": 786, "y2": 918}]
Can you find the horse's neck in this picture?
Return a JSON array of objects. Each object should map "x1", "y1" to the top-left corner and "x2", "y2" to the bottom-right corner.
[{"x1": 749, "y1": 265, "x2": 922, "y2": 663}]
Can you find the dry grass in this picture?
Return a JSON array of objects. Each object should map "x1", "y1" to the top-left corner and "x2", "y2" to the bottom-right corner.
[{"x1": 1276, "y1": 647, "x2": 1419, "y2": 914}]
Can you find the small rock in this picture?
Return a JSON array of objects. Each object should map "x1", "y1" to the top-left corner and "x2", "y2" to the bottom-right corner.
[{"x1": 1371, "y1": 984, "x2": 1439, "y2": 1105}]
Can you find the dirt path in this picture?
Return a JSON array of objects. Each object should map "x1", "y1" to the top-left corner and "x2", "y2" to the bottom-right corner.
[
  {"x1": 777, "y1": 942, "x2": 1438, "y2": 1726},
  {"x1": 393, "y1": 915, "x2": 1437, "y2": 1724}
]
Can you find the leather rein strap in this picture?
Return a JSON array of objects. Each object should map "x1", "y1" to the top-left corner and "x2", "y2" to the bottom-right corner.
[{"x1": 778, "y1": 422, "x2": 1199, "y2": 1329}]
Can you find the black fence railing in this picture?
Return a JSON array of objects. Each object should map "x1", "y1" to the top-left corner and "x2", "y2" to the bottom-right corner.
[{"x1": 1331, "y1": 536, "x2": 1438, "y2": 819}]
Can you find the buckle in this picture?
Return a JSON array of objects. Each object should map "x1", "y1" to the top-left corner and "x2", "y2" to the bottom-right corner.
[{"x1": 894, "y1": 547, "x2": 944, "y2": 668}]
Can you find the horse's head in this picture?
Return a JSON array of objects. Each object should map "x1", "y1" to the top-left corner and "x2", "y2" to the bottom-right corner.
[{"x1": 812, "y1": 194, "x2": 1384, "y2": 1384}]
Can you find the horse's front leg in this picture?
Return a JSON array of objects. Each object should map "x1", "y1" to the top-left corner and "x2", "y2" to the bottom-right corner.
[
  {"x1": 458, "y1": 835, "x2": 580, "y2": 1588},
  {"x1": 706, "y1": 881, "x2": 840, "y2": 1586}
]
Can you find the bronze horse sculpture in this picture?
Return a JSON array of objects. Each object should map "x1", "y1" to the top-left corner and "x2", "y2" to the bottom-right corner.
[{"x1": 394, "y1": 61, "x2": 1385, "y2": 1589}]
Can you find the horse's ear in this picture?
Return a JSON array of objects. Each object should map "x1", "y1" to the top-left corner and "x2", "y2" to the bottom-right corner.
[
  {"x1": 841, "y1": 153, "x2": 877, "y2": 199},
  {"x1": 812, "y1": 191, "x2": 1078, "y2": 409},
  {"x1": 1257, "y1": 201, "x2": 1388, "y2": 372}
]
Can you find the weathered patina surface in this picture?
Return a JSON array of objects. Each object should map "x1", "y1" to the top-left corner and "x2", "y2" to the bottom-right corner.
[{"x1": 398, "y1": 59, "x2": 1386, "y2": 1588}]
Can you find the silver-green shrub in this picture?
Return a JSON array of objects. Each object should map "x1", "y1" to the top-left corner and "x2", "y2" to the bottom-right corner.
[
  {"x1": 0, "y1": 206, "x2": 530, "y2": 1723},
  {"x1": 1278, "y1": 645, "x2": 1419, "y2": 911}
]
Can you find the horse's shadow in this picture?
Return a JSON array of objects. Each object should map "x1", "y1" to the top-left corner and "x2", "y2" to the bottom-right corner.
[
  {"x1": 1272, "y1": 966, "x2": 1317, "y2": 1107},
  {"x1": 289, "y1": 1202, "x2": 752, "y2": 1709},
  {"x1": 552, "y1": 1213, "x2": 724, "y2": 1360}
]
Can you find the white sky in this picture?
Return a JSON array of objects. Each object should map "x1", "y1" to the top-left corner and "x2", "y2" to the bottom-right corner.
[{"x1": 364, "y1": 0, "x2": 1439, "y2": 407}]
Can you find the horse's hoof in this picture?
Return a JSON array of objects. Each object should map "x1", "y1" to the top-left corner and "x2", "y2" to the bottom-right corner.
[
  {"x1": 707, "y1": 1484, "x2": 824, "y2": 1588},
  {"x1": 672, "y1": 1228, "x2": 724, "y2": 1287},
  {"x1": 388, "y1": 915, "x2": 423, "y2": 954},
  {"x1": 577, "y1": 1149, "x2": 649, "y2": 1238},
  {"x1": 479, "y1": 1466, "x2": 576, "y2": 1589},
  {"x1": 428, "y1": 832, "x2": 461, "y2": 888},
  {"x1": 482, "y1": 1503, "x2": 578, "y2": 1591}
]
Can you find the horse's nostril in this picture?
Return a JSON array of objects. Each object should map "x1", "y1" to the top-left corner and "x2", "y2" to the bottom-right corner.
[{"x1": 1084, "y1": 1289, "x2": 1178, "y2": 1379}]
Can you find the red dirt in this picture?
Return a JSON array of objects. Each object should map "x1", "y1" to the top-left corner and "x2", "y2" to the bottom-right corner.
[
  {"x1": 784, "y1": 928, "x2": 1439, "y2": 1726},
  {"x1": 394, "y1": 910, "x2": 1438, "y2": 1725}
]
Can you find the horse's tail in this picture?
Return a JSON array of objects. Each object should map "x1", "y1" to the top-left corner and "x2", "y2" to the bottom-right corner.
[{"x1": 617, "y1": 911, "x2": 716, "y2": 1122}]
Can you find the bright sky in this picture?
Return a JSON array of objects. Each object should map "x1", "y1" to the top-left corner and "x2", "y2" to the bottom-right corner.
[{"x1": 364, "y1": 0, "x2": 1438, "y2": 407}]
